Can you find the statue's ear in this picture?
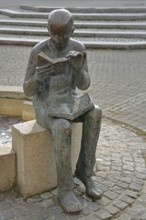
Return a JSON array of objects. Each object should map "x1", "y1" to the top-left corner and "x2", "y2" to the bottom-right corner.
[
  {"x1": 47, "y1": 25, "x2": 50, "y2": 34},
  {"x1": 71, "y1": 27, "x2": 75, "y2": 34},
  {"x1": 47, "y1": 26, "x2": 49, "y2": 32}
]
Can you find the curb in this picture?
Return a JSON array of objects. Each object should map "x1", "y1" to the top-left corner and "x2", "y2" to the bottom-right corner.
[
  {"x1": 1, "y1": 38, "x2": 146, "y2": 49},
  {"x1": 1, "y1": 9, "x2": 146, "y2": 21},
  {"x1": 20, "y1": 5, "x2": 146, "y2": 13},
  {"x1": 1, "y1": 19, "x2": 146, "y2": 30},
  {"x1": 1, "y1": 28, "x2": 146, "y2": 39}
]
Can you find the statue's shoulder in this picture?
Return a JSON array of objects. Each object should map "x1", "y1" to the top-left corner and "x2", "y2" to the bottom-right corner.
[
  {"x1": 31, "y1": 39, "x2": 51, "y2": 55},
  {"x1": 69, "y1": 38, "x2": 86, "y2": 52}
]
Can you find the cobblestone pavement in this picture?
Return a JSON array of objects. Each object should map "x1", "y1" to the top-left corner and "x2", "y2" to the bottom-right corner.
[{"x1": 0, "y1": 118, "x2": 146, "y2": 220}]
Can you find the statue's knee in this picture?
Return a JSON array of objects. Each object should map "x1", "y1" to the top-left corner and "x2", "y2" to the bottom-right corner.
[
  {"x1": 52, "y1": 119, "x2": 71, "y2": 135},
  {"x1": 95, "y1": 106, "x2": 102, "y2": 118},
  {"x1": 90, "y1": 105, "x2": 102, "y2": 119}
]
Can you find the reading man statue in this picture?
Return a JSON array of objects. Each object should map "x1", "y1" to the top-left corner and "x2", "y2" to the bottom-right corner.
[{"x1": 23, "y1": 9, "x2": 103, "y2": 213}]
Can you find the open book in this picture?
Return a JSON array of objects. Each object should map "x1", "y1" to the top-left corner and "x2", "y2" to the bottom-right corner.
[
  {"x1": 44, "y1": 93, "x2": 94, "y2": 121},
  {"x1": 38, "y1": 52, "x2": 69, "y2": 65},
  {"x1": 37, "y1": 52, "x2": 69, "y2": 76}
]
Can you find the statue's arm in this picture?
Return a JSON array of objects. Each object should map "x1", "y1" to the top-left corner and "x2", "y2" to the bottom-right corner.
[
  {"x1": 68, "y1": 49, "x2": 90, "y2": 90},
  {"x1": 74, "y1": 56, "x2": 90, "y2": 90},
  {"x1": 23, "y1": 51, "x2": 39, "y2": 97}
]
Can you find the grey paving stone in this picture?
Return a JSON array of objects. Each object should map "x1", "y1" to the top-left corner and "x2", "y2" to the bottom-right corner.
[
  {"x1": 131, "y1": 211, "x2": 146, "y2": 220},
  {"x1": 85, "y1": 214, "x2": 100, "y2": 220},
  {"x1": 44, "y1": 218, "x2": 55, "y2": 220},
  {"x1": 135, "y1": 167, "x2": 146, "y2": 174},
  {"x1": 95, "y1": 208, "x2": 112, "y2": 220},
  {"x1": 104, "y1": 204, "x2": 120, "y2": 215},
  {"x1": 33, "y1": 209, "x2": 49, "y2": 220},
  {"x1": 98, "y1": 197, "x2": 111, "y2": 206},
  {"x1": 93, "y1": 176, "x2": 105, "y2": 183},
  {"x1": 100, "y1": 180, "x2": 115, "y2": 187},
  {"x1": 113, "y1": 200, "x2": 128, "y2": 211},
  {"x1": 111, "y1": 186, "x2": 125, "y2": 194},
  {"x1": 106, "y1": 172, "x2": 121, "y2": 182},
  {"x1": 111, "y1": 166, "x2": 122, "y2": 171},
  {"x1": 99, "y1": 165, "x2": 111, "y2": 171},
  {"x1": 50, "y1": 188, "x2": 58, "y2": 196},
  {"x1": 123, "y1": 165, "x2": 135, "y2": 172},
  {"x1": 120, "y1": 195, "x2": 135, "y2": 205},
  {"x1": 13, "y1": 206, "x2": 29, "y2": 217},
  {"x1": 0, "y1": 201, "x2": 13, "y2": 211},
  {"x1": 38, "y1": 198, "x2": 54, "y2": 208},
  {"x1": 40, "y1": 192, "x2": 53, "y2": 200},
  {"x1": 48, "y1": 205, "x2": 63, "y2": 216},
  {"x1": 69, "y1": 214, "x2": 84, "y2": 220},
  {"x1": 8, "y1": 199, "x2": 26, "y2": 209},
  {"x1": 116, "y1": 181, "x2": 129, "y2": 189},
  {"x1": 82, "y1": 206, "x2": 92, "y2": 216},
  {"x1": 26, "y1": 195, "x2": 43, "y2": 203},
  {"x1": 116, "y1": 213, "x2": 132, "y2": 220},
  {"x1": 1, "y1": 209, "x2": 15, "y2": 220},
  {"x1": 125, "y1": 190, "x2": 139, "y2": 199},
  {"x1": 19, "y1": 215, "x2": 36, "y2": 220},
  {"x1": 120, "y1": 177, "x2": 132, "y2": 184},
  {"x1": 52, "y1": 212, "x2": 71, "y2": 220},
  {"x1": 127, "y1": 203, "x2": 146, "y2": 217},
  {"x1": 104, "y1": 191, "x2": 119, "y2": 200},
  {"x1": 88, "y1": 202, "x2": 103, "y2": 212},
  {"x1": 129, "y1": 182, "x2": 143, "y2": 192},
  {"x1": 135, "y1": 161, "x2": 146, "y2": 168},
  {"x1": 123, "y1": 170, "x2": 135, "y2": 175},
  {"x1": 132, "y1": 178, "x2": 144, "y2": 185}
]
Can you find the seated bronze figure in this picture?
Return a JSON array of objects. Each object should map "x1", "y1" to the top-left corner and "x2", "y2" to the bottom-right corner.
[{"x1": 23, "y1": 8, "x2": 103, "y2": 213}]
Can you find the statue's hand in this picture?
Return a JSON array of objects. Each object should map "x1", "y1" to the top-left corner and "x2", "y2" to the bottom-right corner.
[
  {"x1": 35, "y1": 64, "x2": 54, "y2": 81},
  {"x1": 67, "y1": 51, "x2": 86, "y2": 72}
]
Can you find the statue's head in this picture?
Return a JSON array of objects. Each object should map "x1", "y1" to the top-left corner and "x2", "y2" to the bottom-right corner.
[{"x1": 48, "y1": 9, "x2": 74, "y2": 48}]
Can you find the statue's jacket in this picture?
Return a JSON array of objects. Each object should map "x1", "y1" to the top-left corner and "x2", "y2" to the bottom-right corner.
[{"x1": 24, "y1": 38, "x2": 94, "y2": 121}]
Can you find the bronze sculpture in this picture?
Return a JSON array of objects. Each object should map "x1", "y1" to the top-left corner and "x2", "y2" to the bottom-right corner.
[{"x1": 23, "y1": 9, "x2": 103, "y2": 213}]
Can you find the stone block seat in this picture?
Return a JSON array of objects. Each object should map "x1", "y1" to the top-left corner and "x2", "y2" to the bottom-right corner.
[
  {"x1": 0, "y1": 146, "x2": 16, "y2": 192},
  {"x1": 12, "y1": 120, "x2": 82, "y2": 198}
]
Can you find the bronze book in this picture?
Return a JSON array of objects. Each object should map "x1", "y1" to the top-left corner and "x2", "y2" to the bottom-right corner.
[
  {"x1": 38, "y1": 52, "x2": 68, "y2": 65},
  {"x1": 44, "y1": 93, "x2": 94, "y2": 121},
  {"x1": 37, "y1": 52, "x2": 69, "y2": 77}
]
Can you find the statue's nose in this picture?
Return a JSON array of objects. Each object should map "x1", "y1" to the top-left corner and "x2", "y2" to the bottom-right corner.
[{"x1": 56, "y1": 35, "x2": 65, "y2": 42}]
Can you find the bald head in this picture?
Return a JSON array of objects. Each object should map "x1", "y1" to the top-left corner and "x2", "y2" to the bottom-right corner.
[
  {"x1": 47, "y1": 9, "x2": 74, "y2": 48},
  {"x1": 48, "y1": 9, "x2": 74, "y2": 33}
]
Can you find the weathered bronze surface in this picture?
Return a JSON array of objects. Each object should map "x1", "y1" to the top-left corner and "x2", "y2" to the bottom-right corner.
[{"x1": 23, "y1": 9, "x2": 103, "y2": 213}]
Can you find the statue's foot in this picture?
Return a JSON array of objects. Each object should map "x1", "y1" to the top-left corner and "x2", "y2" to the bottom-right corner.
[
  {"x1": 58, "y1": 189, "x2": 83, "y2": 213},
  {"x1": 75, "y1": 172, "x2": 103, "y2": 199},
  {"x1": 85, "y1": 178, "x2": 103, "y2": 199}
]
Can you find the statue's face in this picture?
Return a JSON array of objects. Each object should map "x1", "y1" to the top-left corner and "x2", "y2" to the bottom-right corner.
[{"x1": 49, "y1": 24, "x2": 72, "y2": 49}]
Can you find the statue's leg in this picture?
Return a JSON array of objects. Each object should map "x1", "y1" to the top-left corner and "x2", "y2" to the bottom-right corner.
[
  {"x1": 51, "y1": 118, "x2": 82, "y2": 213},
  {"x1": 75, "y1": 105, "x2": 103, "y2": 199},
  {"x1": 34, "y1": 106, "x2": 82, "y2": 213}
]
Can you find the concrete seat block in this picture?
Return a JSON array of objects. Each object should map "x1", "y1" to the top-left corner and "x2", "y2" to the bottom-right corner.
[
  {"x1": 0, "y1": 98, "x2": 23, "y2": 116},
  {"x1": 12, "y1": 120, "x2": 82, "y2": 198},
  {"x1": 0, "y1": 145, "x2": 16, "y2": 192},
  {"x1": 0, "y1": 86, "x2": 25, "y2": 99},
  {"x1": 22, "y1": 101, "x2": 35, "y2": 121}
]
